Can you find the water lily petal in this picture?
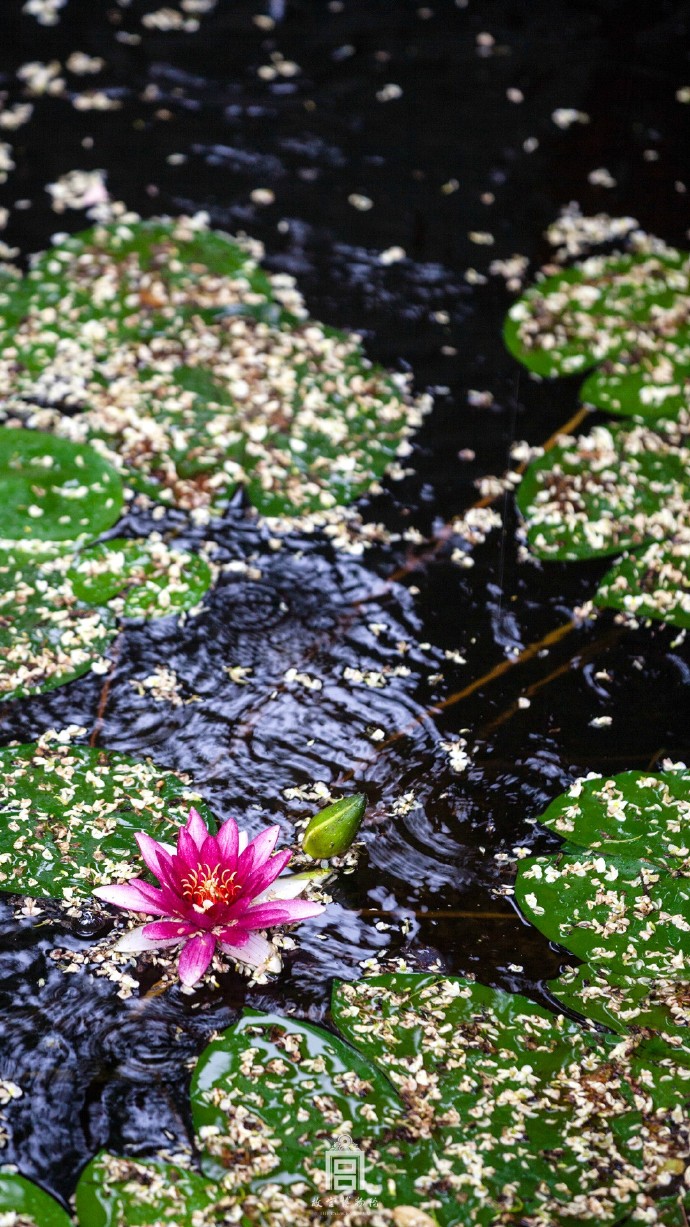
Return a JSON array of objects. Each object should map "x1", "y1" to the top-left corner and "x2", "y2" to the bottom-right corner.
[
  {"x1": 142, "y1": 919, "x2": 196, "y2": 942},
  {"x1": 243, "y1": 848, "x2": 292, "y2": 898},
  {"x1": 240, "y1": 899, "x2": 325, "y2": 928},
  {"x1": 236, "y1": 841, "x2": 255, "y2": 880},
  {"x1": 115, "y1": 923, "x2": 183, "y2": 952},
  {"x1": 199, "y1": 833, "x2": 221, "y2": 869},
  {"x1": 93, "y1": 880, "x2": 170, "y2": 915},
  {"x1": 238, "y1": 830, "x2": 249, "y2": 854},
  {"x1": 186, "y1": 807, "x2": 210, "y2": 851},
  {"x1": 217, "y1": 817, "x2": 239, "y2": 864},
  {"x1": 253, "y1": 869, "x2": 328, "y2": 904},
  {"x1": 135, "y1": 832, "x2": 172, "y2": 879},
  {"x1": 178, "y1": 932, "x2": 216, "y2": 986},
  {"x1": 177, "y1": 827, "x2": 201, "y2": 870},
  {"x1": 218, "y1": 929, "x2": 274, "y2": 968},
  {"x1": 246, "y1": 825, "x2": 281, "y2": 866}
]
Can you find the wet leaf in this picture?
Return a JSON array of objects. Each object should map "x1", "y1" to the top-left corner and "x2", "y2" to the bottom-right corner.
[
  {"x1": 0, "y1": 219, "x2": 424, "y2": 518},
  {"x1": 548, "y1": 963, "x2": 690, "y2": 1048},
  {"x1": 0, "y1": 739, "x2": 213, "y2": 900},
  {"x1": 0, "y1": 543, "x2": 117, "y2": 702},
  {"x1": 0, "y1": 1172, "x2": 71, "y2": 1227},
  {"x1": 535, "y1": 769, "x2": 690, "y2": 872},
  {"x1": 0, "y1": 427, "x2": 123, "y2": 542},
  {"x1": 74, "y1": 1154, "x2": 230, "y2": 1227},
  {"x1": 302, "y1": 794, "x2": 366, "y2": 858},
  {"x1": 504, "y1": 248, "x2": 690, "y2": 419},
  {"x1": 515, "y1": 416, "x2": 690, "y2": 562},
  {"x1": 331, "y1": 973, "x2": 690, "y2": 1224},
  {"x1": 595, "y1": 537, "x2": 690, "y2": 628},
  {"x1": 68, "y1": 537, "x2": 213, "y2": 618},
  {"x1": 190, "y1": 1009, "x2": 403, "y2": 1187},
  {"x1": 516, "y1": 849, "x2": 690, "y2": 979}
]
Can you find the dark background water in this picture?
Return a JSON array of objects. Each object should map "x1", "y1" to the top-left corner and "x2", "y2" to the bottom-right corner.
[{"x1": 0, "y1": 0, "x2": 690, "y2": 1206}]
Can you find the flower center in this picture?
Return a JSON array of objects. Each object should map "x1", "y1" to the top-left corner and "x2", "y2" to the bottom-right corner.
[{"x1": 181, "y1": 864, "x2": 241, "y2": 911}]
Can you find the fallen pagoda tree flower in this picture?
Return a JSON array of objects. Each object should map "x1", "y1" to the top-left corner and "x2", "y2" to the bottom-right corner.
[{"x1": 93, "y1": 807, "x2": 325, "y2": 986}]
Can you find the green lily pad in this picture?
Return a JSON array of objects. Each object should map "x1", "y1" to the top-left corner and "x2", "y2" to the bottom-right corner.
[
  {"x1": 536, "y1": 769, "x2": 690, "y2": 872},
  {"x1": 516, "y1": 850, "x2": 690, "y2": 979},
  {"x1": 0, "y1": 218, "x2": 424, "y2": 518},
  {"x1": 515, "y1": 416, "x2": 690, "y2": 562},
  {"x1": 595, "y1": 537, "x2": 690, "y2": 628},
  {"x1": 0, "y1": 543, "x2": 117, "y2": 702},
  {"x1": 0, "y1": 1172, "x2": 71, "y2": 1227},
  {"x1": 68, "y1": 537, "x2": 213, "y2": 618},
  {"x1": 0, "y1": 739, "x2": 213, "y2": 900},
  {"x1": 331, "y1": 974, "x2": 690, "y2": 1225},
  {"x1": 74, "y1": 1154, "x2": 233, "y2": 1227},
  {"x1": 548, "y1": 964, "x2": 690, "y2": 1048},
  {"x1": 504, "y1": 248, "x2": 690, "y2": 418},
  {"x1": 190, "y1": 1009, "x2": 404, "y2": 1190},
  {"x1": 0, "y1": 427, "x2": 123, "y2": 542}
]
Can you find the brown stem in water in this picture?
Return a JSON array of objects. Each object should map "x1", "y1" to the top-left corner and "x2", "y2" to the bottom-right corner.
[{"x1": 90, "y1": 632, "x2": 122, "y2": 748}]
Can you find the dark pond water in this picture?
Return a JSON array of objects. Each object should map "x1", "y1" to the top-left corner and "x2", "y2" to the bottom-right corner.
[{"x1": 0, "y1": 0, "x2": 690, "y2": 1206}]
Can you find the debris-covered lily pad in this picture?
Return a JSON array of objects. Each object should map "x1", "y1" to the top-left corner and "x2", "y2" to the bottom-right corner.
[
  {"x1": 517, "y1": 848, "x2": 690, "y2": 979},
  {"x1": 504, "y1": 247, "x2": 690, "y2": 418},
  {"x1": 595, "y1": 536, "x2": 690, "y2": 628},
  {"x1": 0, "y1": 543, "x2": 117, "y2": 702},
  {"x1": 74, "y1": 1154, "x2": 231, "y2": 1227},
  {"x1": 548, "y1": 963, "x2": 690, "y2": 1047},
  {"x1": 0, "y1": 1172, "x2": 71, "y2": 1227},
  {"x1": 535, "y1": 769, "x2": 690, "y2": 872},
  {"x1": 0, "y1": 426, "x2": 123, "y2": 542},
  {"x1": 68, "y1": 537, "x2": 213, "y2": 618},
  {"x1": 515, "y1": 416, "x2": 690, "y2": 562},
  {"x1": 0, "y1": 218, "x2": 426, "y2": 518},
  {"x1": 191, "y1": 1009, "x2": 404, "y2": 1188},
  {"x1": 0, "y1": 738, "x2": 212, "y2": 900}
]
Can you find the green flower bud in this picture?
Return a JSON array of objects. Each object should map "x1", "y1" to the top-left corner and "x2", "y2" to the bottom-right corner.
[{"x1": 302, "y1": 794, "x2": 366, "y2": 859}]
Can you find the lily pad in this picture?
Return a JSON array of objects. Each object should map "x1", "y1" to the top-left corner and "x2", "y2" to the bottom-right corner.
[
  {"x1": 516, "y1": 850, "x2": 690, "y2": 979},
  {"x1": 0, "y1": 543, "x2": 117, "y2": 702},
  {"x1": 0, "y1": 1172, "x2": 71, "y2": 1227},
  {"x1": 0, "y1": 739, "x2": 212, "y2": 900},
  {"x1": 515, "y1": 416, "x2": 690, "y2": 562},
  {"x1": 0, "y1": 427, "x2": 123, "y2": 542},
  {"x1": 535, "y1": 769, "x2": 690, "y2": 872},
  {"x1": 504, "y1": 247, "x2": 690, "y2": 418},
  {"x1": 74, "y1": 1154, "x2": 234, "y2": 1227},
  {"x1": 548, "y1": 964, "x2": 690, "y2": 1048},
  {"x1": 0, "y1": 218, "x2": 425, "y2": 518},
  {"x1": 190, "y1": 1009, "x2": 404, "y2": 1190},
  {"x1": 331, "y1": 974, "x2": 690, "y2": 1225},
  {"x1": 68, "y1": 537, "x2": 213, "y2": 618},
  {"x1": 595, "y1": 536, "x2": 690, "y2": 628}
]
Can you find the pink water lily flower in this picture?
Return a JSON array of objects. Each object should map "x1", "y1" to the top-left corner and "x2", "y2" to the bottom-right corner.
[{"x1": 93, "y1": 807, "x2": 325, "y2": 986}]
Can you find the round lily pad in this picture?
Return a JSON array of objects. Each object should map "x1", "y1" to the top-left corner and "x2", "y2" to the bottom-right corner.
[
  {"x1": 191, "y1": 1009, "x2": 404, "y2": 1187},
  {"x1": 0, "y1": 427, "x2": 123, "y2": 542},
  {"x1": 504, "y1": 247, "x2": 690, "y2": 418},
  {"x1": 0, "y1": 544, "x2": 117, "y2": 702},
  {"x1": 74, "y1": 1154, "x2": 227, "y2": 1227},
  {"x1": 516, "y1": 850, "x2": 690, "y2": 979},
  {"x1": 68, "y1": 537, "x2": 213, "y2": 618},
  {"x1": 515, "y1": 417, "x2": 690, "y2": 562},
  {"x1": 0, "y1": 1173, "x2": 71, "y2": 1227},
  {"x1": 0, "y1": 218, "x2": 425, "y2": 518},
  {"x1": 536, "y1": 769, "x2": 690, "y2": 872},
  {"x1": 595, "y1": 537, "x2": 690, "y2": 628},
  {"x1": 0, "y1": 739, "x2": 212, "y2": 900}
]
